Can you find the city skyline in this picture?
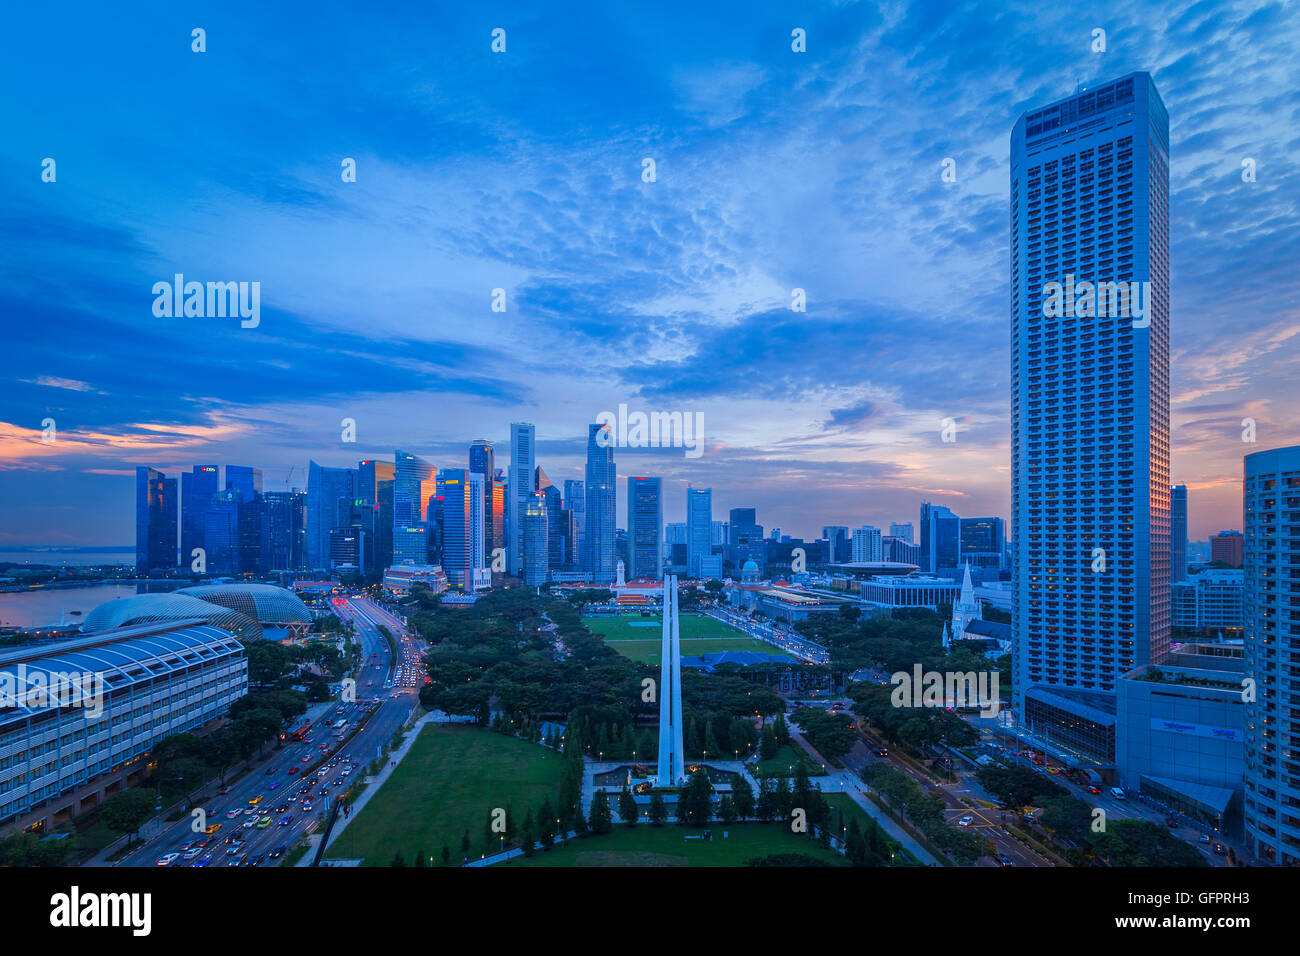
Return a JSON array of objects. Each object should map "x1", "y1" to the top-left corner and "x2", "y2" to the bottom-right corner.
[{"x1": 4, "y1": 3, "x2": 1298, "y2": 546}]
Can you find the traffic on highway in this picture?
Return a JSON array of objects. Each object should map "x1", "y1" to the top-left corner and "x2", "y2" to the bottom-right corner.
[{"x1": 113, "y1": 595, "x2": 424, "y2": 868}]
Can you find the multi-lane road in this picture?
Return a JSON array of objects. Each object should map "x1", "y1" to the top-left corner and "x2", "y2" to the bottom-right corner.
[{"x1": 117, "y1": 595, "x2": 424, "y2": 867}]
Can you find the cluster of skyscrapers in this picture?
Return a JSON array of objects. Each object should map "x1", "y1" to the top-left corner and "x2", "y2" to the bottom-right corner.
[{"x1": 124, "y1": 69, "x2": 1300, "y2": 865}]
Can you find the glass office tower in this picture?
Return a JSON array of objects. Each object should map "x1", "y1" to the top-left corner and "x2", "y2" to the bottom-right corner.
[
  {"x1": 1010, "y1": 73, "x2": 1171, "y2": 723},
  {"x1": 437, "y1": 468, "x2": 485, "y2": 589},
  {"x1": 306, "y1": 460, "x2": 356, "y2": 570},
  {"x1": 508, "y1": 424, "x2": 536, "y2": 575},
  {"x1": 181, "y1": 465, "x2": 219, "y2": 569},
  {"x1": 628, "y1": 476, "x2": 663, "y2": 580},
  {"x1": 135, "y1": 466, "x2": 177, "y2": 573},
  {"x1": 584, "y1": 423, "x2": 617, "y2": 582},
  {"x1": 392, "y1": 450, "x2": 435, "y2": 566},
  {"x1": 686, "y1": 487, "x2": 712, "y2": 577}
]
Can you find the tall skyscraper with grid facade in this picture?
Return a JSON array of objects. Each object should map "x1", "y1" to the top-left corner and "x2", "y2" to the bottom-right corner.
[{"x1": 1010, "y1": 73, "x2": 1171, "y2": 732}]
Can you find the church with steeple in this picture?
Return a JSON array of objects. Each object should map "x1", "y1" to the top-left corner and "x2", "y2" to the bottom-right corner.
[{"x1": 942, "y1": 562, "x2": 983, "y2": 650}]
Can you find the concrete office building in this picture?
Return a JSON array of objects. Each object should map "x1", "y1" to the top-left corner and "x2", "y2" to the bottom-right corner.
[
  {"x1": 1011, "y1": 73, "x2": 1171, "y2": 735},
  {"x1": 0, "y1": 621, "x2": 247, "y2": 830},
  {"x1": 1243, "y1": 445, "x2": 1300, "y2": 864}
]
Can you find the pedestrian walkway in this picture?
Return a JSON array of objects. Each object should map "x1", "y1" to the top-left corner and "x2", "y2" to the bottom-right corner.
[
  {"x1": 309, "y1": 710, "x2": 437, "y2": 863},
  {"x1": 787, "y1": 724, "x2": 941, "y2": 866}
]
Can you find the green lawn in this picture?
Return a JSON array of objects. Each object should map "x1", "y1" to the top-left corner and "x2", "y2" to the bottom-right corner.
[
  {"x1": 585, "y1": 613, "x2": 794, "y2": 665},
  {"x1": 325, "y1": 725, "x2": 564, "y2": 866},
  {"x1": 750, "y1": 743, "x2": 827, "y2": 777},
  {"x1": 510, "y1": 822, "x2": 848, "y2": 867}
]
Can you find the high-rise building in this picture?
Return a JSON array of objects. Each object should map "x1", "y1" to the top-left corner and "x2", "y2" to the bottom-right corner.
[
  {"x1": 852, "y1": 525, "x2": 883, "y2": 563},
  {"x1": 521, "y1": 491, "x2": 549, "y2": 587},
  {"x1": 508, "y1": 424, "x2": 536, "y2": 575},
  {"x1": 563, "y1": 479, "x2": 585, "y2": 571},
  {"x1": 469, "y1": 440, "x2": 499, "y2": 563},
  {"x1": 584, "y1": 423, "x2": 617, "y2": 583},
  {"x1": 1011, "y1": 73, "x2": 1171, "y2": 725},
  {"x1": 438, "y1": 469, "x2": 485, "y2": 589},
  {"x1": 1211, "y1": 530, "x2": 1244, "y2": 569},
  {"x1": 729, "y1": 509, "x2": 766, "y2": 567},
  {"x1": 628, "y1": 476, "x2": 663, "y2": 580},
  {"x1": 1243, "y1": 445, "x2": 1300, "y2": 864},
  {"x1": 822, "y1": 526, "x2": 849, "y2": 564},
  {"x1": 1171, "y1": 484, "x2": 1188, "y2": 582},
  {"x1": 960, "y1": 517, "x2": 1006, "y2": 570},
  {"x1": 919, "y1": 502, "x2": 961, "y2": 573},
  {"x1": 225, "y1": 466, "x2": 263, "y2": 573},
  {"x1": 393, "y1": 450, "x2": 435, "y2": 566},
  {"x1": 889, "y1": 522, "x2": 914, "y2": 545},
  {"x1": 180, "y1": 465, "x2": 218, "y2": 569},
  {"x1": 135, "y1": 466, "x2": 177, "y2": 574},
  {"x1": 487, "y1": 476, "x2": 505, "y2": 562},
  {"x1": 665, "y1": 522, "x2": 687, "y2": 545},
  {"x1": 686, "y1": 487, "x2": 712, "y2": 577},
  {"x1": 372, "y1": 463, "x2": 396, "y2": 571},
  {"x1": 261, "y1": 490, "x2": 306, "y2": 571},
  {"x1": 306, "y1": 461, "x2": 356, "y2": 570}
]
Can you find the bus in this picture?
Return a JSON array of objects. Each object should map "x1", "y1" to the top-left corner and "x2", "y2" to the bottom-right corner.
[{"x1": 289, "y1": 722, "x2": 312, "y2": 742}]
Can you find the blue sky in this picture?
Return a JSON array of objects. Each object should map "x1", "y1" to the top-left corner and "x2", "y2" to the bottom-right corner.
[{"x1": 2, "y1": 0, "x2": 1297, "y2": 545}]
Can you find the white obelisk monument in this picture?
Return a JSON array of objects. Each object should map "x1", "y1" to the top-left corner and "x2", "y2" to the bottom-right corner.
[{"x1": 655, "y1": 575, "x2": 686, "y2": 786}]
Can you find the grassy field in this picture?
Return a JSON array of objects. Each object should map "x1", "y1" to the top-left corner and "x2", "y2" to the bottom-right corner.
[
  {"x1": 585, "y1": 613, "x2": 794, "y2": 665},
  {"x1": 510, "y1": 822, "x2": 848, "y2": 867},
  {"x1": 325, "y1": 725, "x2": 563, "y2": 866},
  {"x1": 750, "y1": 743, "x2": 828, "y2": 777}
]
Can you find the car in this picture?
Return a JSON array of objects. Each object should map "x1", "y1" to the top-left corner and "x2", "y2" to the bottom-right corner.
[
  {"x1": 1109, "y1": 787, "x2": 1126, "y2": 800},
  {"x1": 1199, "y1": 833, "x2": 1212, "y2": 844},
  {"x1": 204, "y1": 823, "x2": 223, "y2": 835},
  {"x1": 280, "y1": 814, "x2": 294, "y2": 826},
  {"x1": 257, "y1": 815, "x2": 273, "y2": 829},
  {"x1": 269, "y1": 845, "x2": 286, "y2": 859},
  {"x1": 248, "y1": 795, "x2": 264, "y2": 806},
  {"x1": 244, "y1": 819, "x2": 257, "y2": 829},
  {"x1": 1086, "y1": 785, "x2": 1101, "y2": 794},
  {"x1": 156, "y1": 853, "x2": 180, "y2": 866},
  {"x1": 182, "y1": 847, "x2": 204, "y2": 860},
  {"x1": 225, "y1": 809, "x2": 242, "y2": 819},
  {"x1": 218, "y1": 787, "x2": 231, "y2": 796},
  {"x1": 267, "y1": 781, "x2": 279, "y2": 790},
  {"x1": 333, "y1": 777, "x2": 344, "y2": 786},
  {"x1": 249, "y1": 854, "x2": 264, "y2": 867},
  {"x1": 193, "y1": 854, "x2": 212, "y2": 867},
  {"x1": 958, "y1": 815, "x2": 974, "y2": 827},
  {"x1": 997, "y1": 855, "x2": 1014, "y2": 867},
  {"x1": 875, "y1": 749, "x2": 889, "y2": 758},
  {"x1": 301, "y1": 755, "x2": 311, "y2": 763},
  {"x1": 274, "y1": 804, "x2": 289, "y2": 813},
  {"x1": 226, "y1": 844, "x2": 241, "y2": 855},
  {"x1": 303, "y1": 802, "x2": 313, "y2": 812},
  {"x1": 1165, "y1": 817, "x2": 1180, "y2": 829},
  {"x1": 1213, "y1": 843, "x2": 1228, "y2": 856},
  {"x1": 265, "y1": 766, "x2": 276, "y2": 775},
  {"x1": 288, "y1": 766, "x2": 300, "y2": 775},
  {"x1": 341, "y1": 768, "x2": 352, "y2": 777}
]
